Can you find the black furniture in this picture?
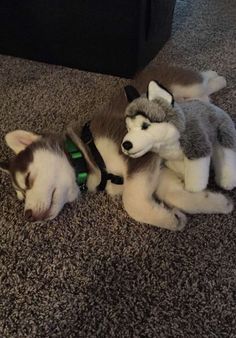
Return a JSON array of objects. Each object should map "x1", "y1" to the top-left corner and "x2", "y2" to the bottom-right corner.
[{"x1": 0, "y1": 0, "x2": 176, "y2": 77}]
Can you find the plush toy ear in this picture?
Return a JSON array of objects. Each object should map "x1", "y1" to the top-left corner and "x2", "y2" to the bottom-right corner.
[
  {"x1": 5, "y1": 130, "x2": 40, "y2": 154},
  {"x1": 124, "y1": 85, "x2": 140, "y2": 103},
  {"x1": 148, "y1": 81, "x2": 174, "y2": 105},
  {"x1": 0, "y1": 160, "x2": 10, "y2": 173}
]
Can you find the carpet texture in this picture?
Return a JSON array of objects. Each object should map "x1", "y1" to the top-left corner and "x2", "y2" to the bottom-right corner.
[{"x1": 0, "y1": 0, "x2": 236, "y2": 337}]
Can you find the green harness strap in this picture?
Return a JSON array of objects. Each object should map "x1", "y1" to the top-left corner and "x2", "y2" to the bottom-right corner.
[{"x1": 65, "y1": 137, "x2": 88, "y2": 187}]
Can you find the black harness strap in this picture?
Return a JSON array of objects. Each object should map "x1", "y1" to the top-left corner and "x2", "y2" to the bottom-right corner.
[{"x1": 81, "y1": 122, "x2": 124, "y2": 191}]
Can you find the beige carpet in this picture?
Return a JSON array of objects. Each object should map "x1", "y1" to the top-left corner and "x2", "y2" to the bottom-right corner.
[{"x1": 0, "y1": 0, "x2": 236, "y2": 337}]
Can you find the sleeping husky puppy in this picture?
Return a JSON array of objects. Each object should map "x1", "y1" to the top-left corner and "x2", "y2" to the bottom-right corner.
[{"x1": 0, "y1": 65, "x2": 232, "y2": 230}]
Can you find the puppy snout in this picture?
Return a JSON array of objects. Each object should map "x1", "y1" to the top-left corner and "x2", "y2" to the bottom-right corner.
[
  {"x1": 25, "y1": 209, "x2": 34, "y2": 222},
  {"x1": 25, "y1": 208, "x2": 50, "y2": 222},
  {"x1": 122, "y1": 141, "x2": 133, "y2": 151}
]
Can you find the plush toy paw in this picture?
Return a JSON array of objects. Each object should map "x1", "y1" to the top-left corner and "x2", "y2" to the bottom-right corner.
[{"x1": 216, "y1": 175, "x2": 236, "y2": 191}]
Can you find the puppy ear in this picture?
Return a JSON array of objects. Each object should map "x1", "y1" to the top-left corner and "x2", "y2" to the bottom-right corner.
[
  {"x1": 5, "y1": 130, "x2": 40, "y2": 154},
  {"x1": 148, "y1": 81, "x2": 174, "y2": 105},
  {"x1": 124, "y1": 85, "x2": 140, "y2": 103},
  {"x1": 0, "y1": 160, "x2": 10, "y2": 174}
]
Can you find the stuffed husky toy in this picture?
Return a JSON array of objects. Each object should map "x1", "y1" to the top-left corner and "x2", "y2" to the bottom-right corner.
[{"x1": 122, "y1": 81, "x2": 236, "y2": 192}]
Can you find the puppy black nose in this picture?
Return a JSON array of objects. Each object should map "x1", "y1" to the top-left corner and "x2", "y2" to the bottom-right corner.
[
  {"x1": 122, "y1": 141, "x2": 133, "y2": 151},
  {"x1": 25, "y1": 209, "x2": 34, "y2": 221}
]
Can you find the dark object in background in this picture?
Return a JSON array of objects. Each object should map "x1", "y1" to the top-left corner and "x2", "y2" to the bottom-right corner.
[{"x1": 0, "y1": 0, "x2": 176, "y2": 78}]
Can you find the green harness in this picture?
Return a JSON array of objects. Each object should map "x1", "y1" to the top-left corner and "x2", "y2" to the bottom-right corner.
[
  {"x1": 65, "y1": 137, "x2": 88, "y2": 189},
  {"x1": 65, "y1": 122, "x2": 124, "y2": 192}
]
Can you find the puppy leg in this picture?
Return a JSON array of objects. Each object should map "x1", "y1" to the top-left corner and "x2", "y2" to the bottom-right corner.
[
  {"x1": 156, "y1": 168, "x2": 233, "y2": 214},
  {"x1": 207, "y1": 76, "x2": 227, "y2": 95},
  {"x1": 201, "y1": 70, "x2": 226, "y2": 95},
  {"x1": 123, "y1": 171, "x2": 186, "y2": 230},
  {"x1": 201, "y1": 70, "x2": 219, "y2": 80},
  {"x1": 212, "y1": 145, "x2": 236, "y2": 190},
  {"x1": 184, "y1": 156, "x2": 211, "y2": 192},
  {"x1": 171, "y1": 83, "x2": 206, "y2": 102},
  {"x1": 171, "y1": 70, "x2": 226, "y2": 102}
]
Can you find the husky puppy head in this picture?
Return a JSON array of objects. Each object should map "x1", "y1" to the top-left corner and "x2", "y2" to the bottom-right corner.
[
  {"x1": 122, "y1": 81, "x2": 185, "y2": 158},
  {"x1": 0, "y1": 130, "x2": 80, "y2": 221}
]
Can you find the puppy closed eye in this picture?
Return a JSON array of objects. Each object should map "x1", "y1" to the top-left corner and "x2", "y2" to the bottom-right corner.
[
  {"x1": 141, "y1": 122, "x2": 150, "y2": 130},
  {"x1": 25, "y1": 172, "x2": 31, "y2": 189}
]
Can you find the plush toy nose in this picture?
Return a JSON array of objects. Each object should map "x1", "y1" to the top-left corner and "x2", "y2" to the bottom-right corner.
[{"x1": 122, "y1": 141, "x2": 133, "y2": 151}]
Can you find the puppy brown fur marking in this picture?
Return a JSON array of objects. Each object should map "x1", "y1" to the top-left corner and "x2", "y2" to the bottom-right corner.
[{"x1": 134, "y1": 64, "x2": 203, "y2": 92}]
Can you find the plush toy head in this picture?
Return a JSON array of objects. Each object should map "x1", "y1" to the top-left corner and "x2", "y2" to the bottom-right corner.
[{"x1": 122, "y1": 81, "x2": 185, "y2": 158}]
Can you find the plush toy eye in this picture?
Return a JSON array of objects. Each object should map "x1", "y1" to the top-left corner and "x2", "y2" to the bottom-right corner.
[{"x1": 141, "y1": 122, "x2": 150, "y2": 130}]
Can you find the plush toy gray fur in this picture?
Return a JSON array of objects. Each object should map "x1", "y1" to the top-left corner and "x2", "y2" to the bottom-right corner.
[{"x1": 122, "y1": 82, "x2": 236, "y2": 192}]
